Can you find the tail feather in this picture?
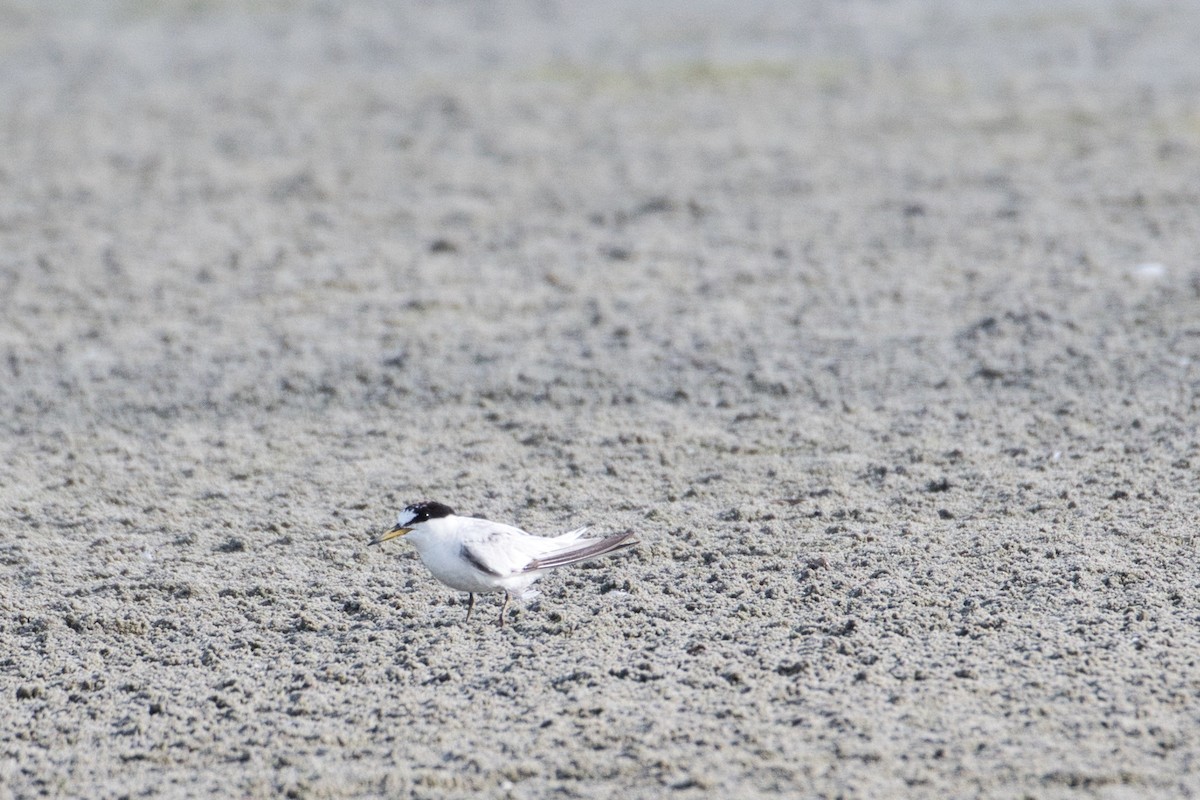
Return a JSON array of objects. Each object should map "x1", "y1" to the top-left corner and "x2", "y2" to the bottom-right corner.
[
  {"x1": 523, "y1": 529, "x2": 638, "y2": 573},
  {"x1": 553, "y1": 526, "x2": 590, "y2": 544}
]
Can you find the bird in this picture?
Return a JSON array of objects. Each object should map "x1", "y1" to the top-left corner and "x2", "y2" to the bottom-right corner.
[{"x1": 369, "y1": 501, "x2": 637, "y2": 627}]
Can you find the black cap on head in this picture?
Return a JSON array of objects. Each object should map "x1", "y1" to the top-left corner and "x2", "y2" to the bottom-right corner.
[{"x1": 402, "y1": 501, "x2": 456, "y2": 525}]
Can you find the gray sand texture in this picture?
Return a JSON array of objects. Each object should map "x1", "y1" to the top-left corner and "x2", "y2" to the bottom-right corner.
[{"x1": 3, "y1": 1, "x2": 1200, "y2": 797}]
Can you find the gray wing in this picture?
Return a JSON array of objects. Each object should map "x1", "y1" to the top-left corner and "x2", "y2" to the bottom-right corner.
[
  {"x1": 455, "y1": 518, "x2": 637, "y2": 577},
  {"x1": 521, "y1": 529, "x2": 638, "y2": 573},
  {"x1": 458, "y1": 543, "x2": 504, "y2": 576},
  {"x1": 454, "y1": 518, "x2": 550, "y2": 577}
]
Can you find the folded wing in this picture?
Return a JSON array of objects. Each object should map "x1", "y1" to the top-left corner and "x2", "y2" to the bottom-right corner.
[
  {"x1": 521, "y1": 529, "x2": 638, "y2": 573},
  {"x1": 456, "y1": 520, "x2": 637, "y2": 578}
]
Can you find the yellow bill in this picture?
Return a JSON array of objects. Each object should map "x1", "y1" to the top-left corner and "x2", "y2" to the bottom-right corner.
[{"x1": 369, "y1": 523, "x2": 411, "y2": 546}]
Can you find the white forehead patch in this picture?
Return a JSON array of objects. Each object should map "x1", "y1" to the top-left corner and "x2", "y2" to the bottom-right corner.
[{"x1": 396, "y1": 508, "x2": 417, "y2": 527}]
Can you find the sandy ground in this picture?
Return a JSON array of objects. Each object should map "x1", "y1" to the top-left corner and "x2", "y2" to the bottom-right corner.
[{"x1": 3, "y1": 1, "x2": 1200, "y2": 797}]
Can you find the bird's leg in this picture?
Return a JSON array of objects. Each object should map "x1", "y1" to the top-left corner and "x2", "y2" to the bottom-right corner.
[
  {"x1": 497, "y1": 594, "x2": 510, "y2": 628},
  {"x1": 465, "y1": 593, "x2": 475, "y2": 622}
]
